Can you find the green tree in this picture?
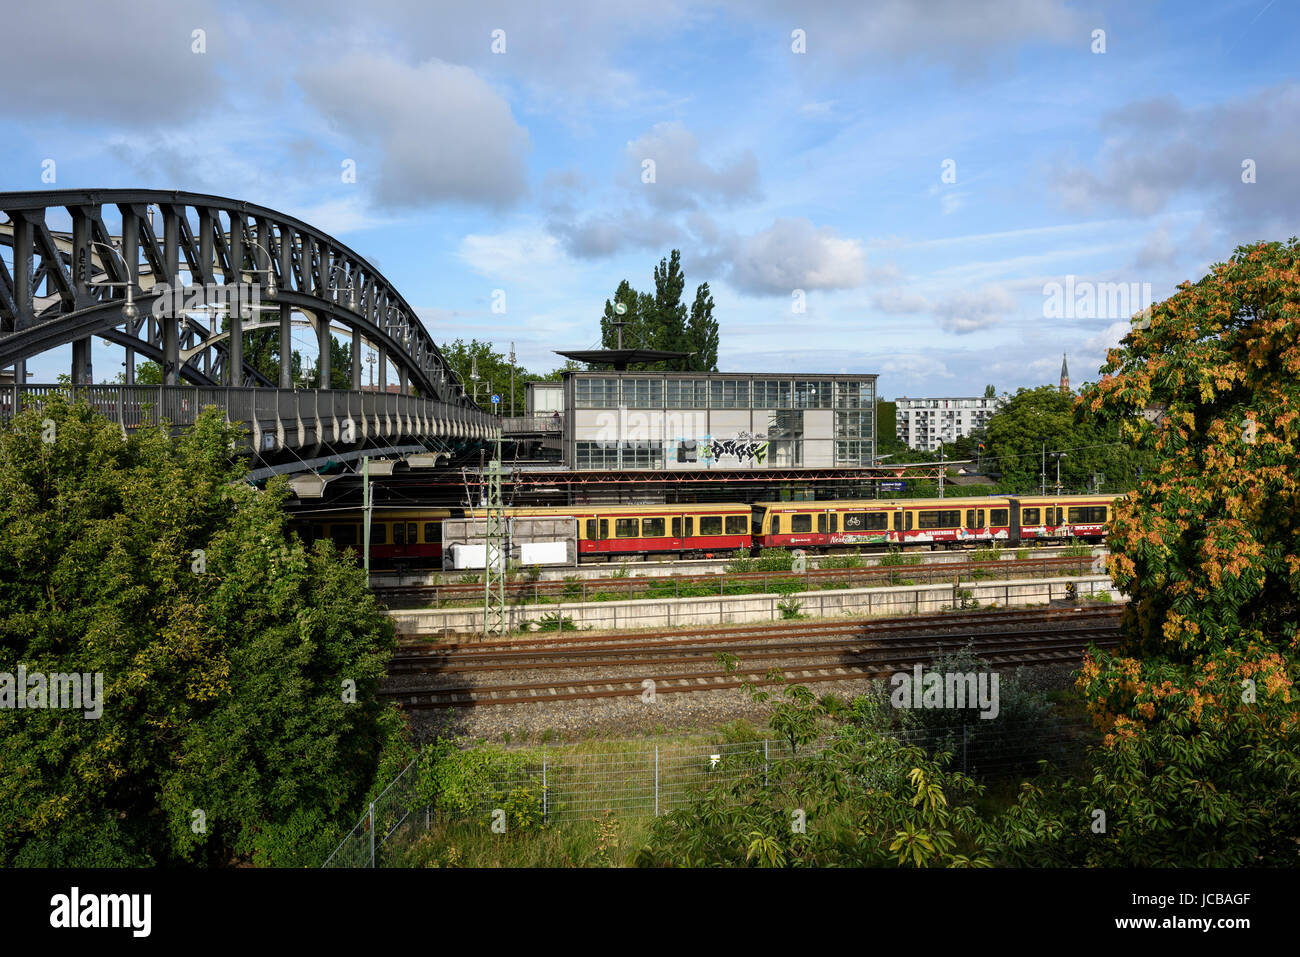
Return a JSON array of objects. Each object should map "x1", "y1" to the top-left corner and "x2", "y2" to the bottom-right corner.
[
  {"x1": 998, "y1": 239, "x2": 1300, "y2": 866},
  {"x1": 599, "y1": 251, "x2": 719, "y2": 372},
  {"x1": 981, "y1": 385, "x2": 1150, "y2": 493},
  {"x1": 685, "y1": 282, "x2": 719, "y2": 372},
  {"x1": 652, "y1": 250, "x2": 689, "y2": 368},
  {"x1": 983, "y1": 384, "x2": 996, "y2": 398},
  {"x1": 0, "y1": 396, "x2": 402, "y2": 866}
]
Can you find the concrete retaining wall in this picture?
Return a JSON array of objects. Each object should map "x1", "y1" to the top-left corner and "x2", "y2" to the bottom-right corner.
[
  {"x1": 373, "y1": 546, "x2": 1107, "y2": 588},
  {"x1": 389, "y1": 574, "x2": 1124, "y2": 637}
]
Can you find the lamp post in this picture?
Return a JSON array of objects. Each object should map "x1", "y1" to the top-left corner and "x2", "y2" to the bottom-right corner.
[
  {"x1": 1052, "y1": 451, "x2": 1067, "y2": 494},
  {"x1": 1040, "y1": 438, "x2": 1048, "y2": 496},
  {"x1": 88, "y1": 241, "x2": 140, "y2": 384},
  {"x1": 243, "y1": 241, "x2": 279, "y2": 301}
]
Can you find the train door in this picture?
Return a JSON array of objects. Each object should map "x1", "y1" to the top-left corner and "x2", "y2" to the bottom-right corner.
[
  {"x1": 1009, "y1": 502, "x2": 1021, "y2": 542},
  {"x1": 391, "y1": 519, "x2": 418, "y2": 565},
  {"x1": 892, "y1": 509, "x2": 902, "y2": 544},
  {"x1": 597, "y1": 518, "x2": 611, "y2": 555}
]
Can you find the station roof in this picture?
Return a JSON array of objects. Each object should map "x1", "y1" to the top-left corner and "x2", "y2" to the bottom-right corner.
[{"x1": 553, "y1": 347, "x2": 692, "y2": 371}]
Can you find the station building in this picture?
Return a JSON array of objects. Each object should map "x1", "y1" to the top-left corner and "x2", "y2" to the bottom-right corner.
[{"x1": 531, "y1": 371, "x2": 878, "y2": 471}]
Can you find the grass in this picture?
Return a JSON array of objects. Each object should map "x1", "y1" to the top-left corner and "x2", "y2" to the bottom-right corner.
[{"x1": 396, "y1": 813, "x2": 652, "y2": 868}]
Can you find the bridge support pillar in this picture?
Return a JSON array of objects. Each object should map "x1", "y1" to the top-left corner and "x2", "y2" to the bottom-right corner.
[
  {"x1": 399, "y1": 366, "x2": 407, "y2": 396},
  {"x1": 378, "y1": 346, "x2": 387, "y2": 393},
  {"x1": 72, "y1": 337, "x2": 93, "y2": 385},
  {"x1": 228, "y1": 300, "x2": 243, "y2": 388},
  {"x1": 279, "y1": 304, "x2": 292, "y2": 388},
  {"x1": 317, "y1": 314, "x2": 331, "y2": 390},
  {"x1": 351, "y1": 327, "x2": 361, "y2": 391}
]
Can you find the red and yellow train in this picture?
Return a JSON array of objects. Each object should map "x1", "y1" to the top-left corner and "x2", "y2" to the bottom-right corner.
[{"x1": 293, "y1": 493, "x2": 1117, "y2": 567}]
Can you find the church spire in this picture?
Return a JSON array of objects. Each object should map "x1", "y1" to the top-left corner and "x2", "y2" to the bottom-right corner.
[{"x1": 1060, "y1": 352, "x2": 1070, "y2": 394}]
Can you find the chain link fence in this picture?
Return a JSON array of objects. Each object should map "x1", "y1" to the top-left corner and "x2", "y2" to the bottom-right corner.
[{"x1": 323, "y1": 713, "x2": 1097, "y2": 867}]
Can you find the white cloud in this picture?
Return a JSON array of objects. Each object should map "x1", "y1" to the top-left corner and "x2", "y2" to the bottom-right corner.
[
  {"x1": 728, "y1": 218, "x2": 866, "y2": 295},
  {"x1": 299, "y1": 54, "x2": 530, "y2": 209},
  {"x1": 625, "y1": 122, "x2": 761, "y2": 211},
  {"x1": 458, "y1": 228, "x2": 562, "y2": 279}
]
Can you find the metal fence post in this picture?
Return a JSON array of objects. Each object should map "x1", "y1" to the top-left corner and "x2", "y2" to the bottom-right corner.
[
  {"x1": 368, "y1": 801, "x2": 375, "y2": 868},
  {"x1": 654, "y1": 746, "x2": 660, "y2": 817},
  {"x1": 542, "y1": 751, "x2": 548, "y2": 824}
]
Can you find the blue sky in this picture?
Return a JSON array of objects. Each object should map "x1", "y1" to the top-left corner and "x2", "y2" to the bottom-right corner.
[{"x1": 3, "y1": 0, "x2": 1297, "y2": 398}]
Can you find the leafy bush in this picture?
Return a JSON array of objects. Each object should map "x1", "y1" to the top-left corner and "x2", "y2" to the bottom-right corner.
[
  {"x1": 536, "y1": 611, "x2": 577, "y2": 632},
  {"x1": 777, "y1": 596, "x2": 805, "y2": 619},
  {"x1": 879, "y1": 546, "x2": 921, "y2": 567}
]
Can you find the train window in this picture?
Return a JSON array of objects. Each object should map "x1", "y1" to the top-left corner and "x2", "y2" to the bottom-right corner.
[
  {"x1": 330, "y1": 524, "x2": 358, "y2": 547},
  {"x1": 917, "y1": 510, "x2": 961, "y2": 529},
  {"x1": 990, "y1": 509, "x2": 1008, "y2": 526},
  {"x1": 671, "y1": 517, "x2": 681, "y2": 537},
  {"x1": 844, "y1": 512, "x2": 887, "y2": 531},
  {"x1": 1067, "y1": 506, "x2": 1108, "y2": 523},
  {"x1": 372, "y1": 523, "x2": 386, "y2": 545},
  {"x1": 1055, "y1": 508, "x2": 1064, "y2": 525},
  {"x1": 600, "y1": 519, "x2": 609, "y2": 540},
  {"x1": 725, "y1": 515, "x2": 747, "y2": 535},
  {"x1": 684, "y1": 517, "x2": 693, "y2": 537},
  {"x1": 829, "y1": 514, "x2": 838, "y2": 533},
  {"x1": 587, "y1": 519, "x2": 598, "y2": 540},
  {"x1": 977, "y1": 510, "x2": 985, "y2": 528},
  {"x1": 818, "y1": 513, "x2": 827, "y2": 533},
  {"x1": 770, "y1": 515, "x2": 780, "y2": 535},
  {"x1": 791, "y1": 514, "x2": 812, "y2": 533},
  {"x1": 906, "y1": 512, "x2": 913, "y2": 531},
  {"x1": 615, "y1": 518, "x2": 639, "y2": 538},
  {"x1": 700, "y1": 516, "x2": 723, "y2": 536},
  {"x1": 966, "y1": 510, "x2": 975, "y2": 528},
  {"x1": 642, "y1": 517, "x2": 665, "y2": 537},
  {"x1": 424, "y1": 523, "x2": 438, "y2": 543},
  {"x1": 1022, "y1": 508, "x2": 1040, "y2": 524},
  {"x1": 393, "y1": 523, "x2": 405, "y2": 546},
  {"x1": 407, "y1": 523, "x2": 418, "y2": 543}
]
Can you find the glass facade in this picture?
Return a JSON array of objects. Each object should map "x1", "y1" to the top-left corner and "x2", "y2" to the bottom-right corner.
[
  {"x1": 666, "y1": 378, "x2": 710, "y2": 408},
  {"x1": 709, "y1": 379, "x2": 750, "y2": 408},
  {"x1": 569, "y1": 374, "x2": 876, "y2": 468},
  {"x1": 621, "y1": 377, "x2": 663, "y2": 408},
  {"x1": 574, "y1": 377, "x2": 620, "y2": 408}
]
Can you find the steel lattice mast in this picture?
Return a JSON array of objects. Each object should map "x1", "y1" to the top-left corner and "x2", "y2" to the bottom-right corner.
[{"x1": 483, "y1": 425, "x2": 506, "y2": 637}]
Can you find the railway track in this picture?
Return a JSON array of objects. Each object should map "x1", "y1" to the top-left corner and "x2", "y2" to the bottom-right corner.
[
  {"x1": 376, "y1": 554, "x2": 1097, "y2": 607},
  {"x1": 381, "y1": 605, "x2": 1121, "y2": 709}
]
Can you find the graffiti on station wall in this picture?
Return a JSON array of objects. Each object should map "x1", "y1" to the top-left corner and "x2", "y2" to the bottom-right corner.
[{"x1": 700, "y1": 431, "x2": 769, "y2": 464}]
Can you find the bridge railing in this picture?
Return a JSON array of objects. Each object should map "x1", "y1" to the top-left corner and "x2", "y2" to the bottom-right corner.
[
  {"x1": 501, "y1": 414, "x2": 562, "y2": 434},
  {"x1": 0, "y1": 384, "x2": 494, "y2": 446}
]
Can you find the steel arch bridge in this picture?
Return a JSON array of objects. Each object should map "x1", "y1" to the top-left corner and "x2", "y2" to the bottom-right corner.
[{"x1": 0, "y1": 189, "x2": 497, "y2": 471}]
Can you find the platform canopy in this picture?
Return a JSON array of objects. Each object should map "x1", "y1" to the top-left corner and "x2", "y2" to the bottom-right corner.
[{"x1": 553, "y1": 348, "x2": 691, "y2": 371}]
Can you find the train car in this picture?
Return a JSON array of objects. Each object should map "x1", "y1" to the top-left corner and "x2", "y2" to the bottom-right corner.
[
  {"x1": 1006, "y1": 495, "x2": 1114, "y2": 541},
  {"x1": 295, "y1": 509, "x2": 453, "y2": 568},
  {"x1": 753, "y1": 497, "x2": 1015, "y2": 551},
  {"x1": 505, "y1": 503, "x2": 752, "y2": 561}
]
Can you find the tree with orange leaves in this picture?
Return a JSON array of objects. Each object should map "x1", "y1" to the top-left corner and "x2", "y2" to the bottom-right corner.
[{"x1": 999, "y1": 240, "x2": 1300, "y2": 866}]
